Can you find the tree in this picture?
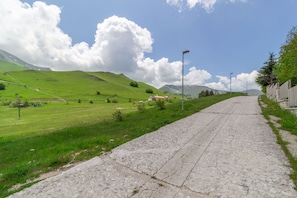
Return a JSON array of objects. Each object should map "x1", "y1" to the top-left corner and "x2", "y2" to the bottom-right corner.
[
  {"x1": 274, "y1": 26, "x2": 297, "y2": 85},
  {"x1": 199, "y1": 90, "x2": 205, "y2": 98},
  {"x1": 256, "y1": 52, "x2": 277, "y2": 92},
  {"x1": 0, "y1": 83, "x2": 5, "y2": 90}
]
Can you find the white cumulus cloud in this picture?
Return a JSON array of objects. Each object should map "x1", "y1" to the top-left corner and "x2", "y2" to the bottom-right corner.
[
  {"x1": 166, "y1": 0, "x2": 248, "y2": 12},
  {"x1": 185, "y1": 67, "x2": 211, "y2": 85},
  {"x1": 206, "y1": 70, "x2": 260, "y2": 91}
]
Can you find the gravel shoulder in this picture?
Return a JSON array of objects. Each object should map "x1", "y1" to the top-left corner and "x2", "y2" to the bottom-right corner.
[{"x1": 9, "y1": 96, "x2": 297, "y2": 198}]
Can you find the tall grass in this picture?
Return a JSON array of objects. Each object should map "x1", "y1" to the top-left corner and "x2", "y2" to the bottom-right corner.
[{"x1": 0, "y1": 93, "x2": 243, "y2": 197}]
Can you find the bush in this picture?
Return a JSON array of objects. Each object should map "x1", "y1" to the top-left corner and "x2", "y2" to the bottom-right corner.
[
  {"x1": 130, "y1": 81, "x2": 138, "y2": 88},
  {"x1": 0, "y1": 83, "x2": 5, "y2": 90},
  {"x1": 9, "y1": 101, "x2": 18, "y2": 108},
  {"x1": 138, "y1": 103, "x2": 145, "y2": 112},
  {"x1": 89, "y1": 100, "x2": 93, "y2": 104},
  {"x1": 148, "y1": 101, "x2": 155, "y2": 106},
  {"x1": 24, "y1": 99, "x2": 29, "y2": 107},
  {"x1": 2, "y1": 100, "x2": 11, "y2": 106},
  {"x1": 106, "y1": 98, "x2": 110, "y2": 103},
  {"x1": 146, "y1": 88, "x2": 153, "y2": 94},
  {"x1": 167, "y1": 98, "x2": 174, "y2": 103},
  {"x1": 78, "y1": 99, "x2": 81, "y2": 103},
  {"x1": 112, "y1": 97, "x2": 118, "y2": 103},
  {"x1": 96, "y1": 91, "x2": 100, "y2": 95},
  {"x1": 113, "y1": 110, "x2": 123, "y2": 121},
  {"x1": 32, "y1": 102, "x2": 42, "y2": 107},
  {"x1": 156, "y1": 100, "x2": 165, "y2": 110}
]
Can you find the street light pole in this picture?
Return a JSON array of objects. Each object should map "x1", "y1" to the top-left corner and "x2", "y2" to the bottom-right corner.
[
  {"x1": 230, "y1": 72, "x2": 233, "y2": 97},
  {"x1": 182, "y1": 50, "x2": 190, "y2": 110}
]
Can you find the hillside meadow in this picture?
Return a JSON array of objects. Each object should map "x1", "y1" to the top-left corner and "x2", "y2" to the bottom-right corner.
[
  {"x1": 0, "y1": 70, "x2": 163, "y2": 102},
  {"x1": 0, "y1": 70, "x2": 165, "y2": 138}
]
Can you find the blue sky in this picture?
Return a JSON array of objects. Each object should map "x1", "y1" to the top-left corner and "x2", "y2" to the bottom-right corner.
[{"x1": 1, "y1": 0, "x2": 297, "y2": 90}]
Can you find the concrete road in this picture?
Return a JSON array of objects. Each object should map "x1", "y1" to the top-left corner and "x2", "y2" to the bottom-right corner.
[{"x1": 9, "y1": 96, "x2": 297, "y2": 197}]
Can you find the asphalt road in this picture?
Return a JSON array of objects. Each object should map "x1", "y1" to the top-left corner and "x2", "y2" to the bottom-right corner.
[{"x1": 9, "y1": 96, "x2": 297, "y2": 198}]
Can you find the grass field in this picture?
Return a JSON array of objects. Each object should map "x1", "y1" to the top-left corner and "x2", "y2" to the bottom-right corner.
[
  {"x1": 0, "y1": 102, "x2": 137, "y2": 138},
  {"x1": 0, "y1": 92, "x2": 245, "y2": 197},
  {"x1": 0, "y1": 69, "x2": 168, "y2": 138}
]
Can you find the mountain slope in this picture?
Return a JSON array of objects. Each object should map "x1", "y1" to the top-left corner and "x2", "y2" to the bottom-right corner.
[
  {"x1": 160, "y1": 84, "x2": 226, "y2": 98},
  {"x1": 160, "y1": 84, "x2": 262, "y2": 97},
  {"x1": 0, "y1": 49, "x2": 51, "y2": 71},
  {"x1": 0, "y1": 60, "x2": 27, "y2": 72},
  {"x1": 0, "y1": 70, "x2": 163, "y2": 102}
]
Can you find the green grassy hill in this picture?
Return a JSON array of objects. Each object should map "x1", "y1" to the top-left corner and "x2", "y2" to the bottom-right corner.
[{"x1": 0, "y1": 69, "x2": 164, "y2": 103}]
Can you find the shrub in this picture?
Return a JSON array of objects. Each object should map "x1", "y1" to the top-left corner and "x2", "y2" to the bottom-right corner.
[
  {"x1": 112, "y1": 97, "x2": 118, "y2": 103},
  {"x1": 32, "y1": 102, "x2": 42, "y2": 107},
  {"x1": 146, "y1": 88, "x2": 153, "y2": 94},
  {"x1": 156, "y1": 100, "x2": 165, "y2": 110},
  {"x1": 0, "y1": 83, "x2": 5, "y2": 90},
  {"x1": 113, "y1": 110, "x2": 123, "y2": 121},
  {"x1": 24, "y1": 99, "x2": 29, "y2": 107},
  {"x1": 96, "y1": 91, "x2": 100, "y2": 95},
  {"x1": 106, "y1": 98, "x2": 110, "y2": 103},
  {"x1": 138, "y1": 103, "x2": 145, "y2": 112},
  {"x1": 167, "y1": 98, "x2": 174, "y2": 103},
  {"x1": 2, "y1": 100, "x2": 11, "y2": 106},
  {"x1": 148, "y1": 101, "x2": 155, "y2": 106},
  {"x1": 130, "y1": 81, "x2": 138, "y2": 88},
  {"x1": 89, "y1": 100, "x2": 93, "y2": 104},
  {"x1": 9, "y1": 101, "x2": 18, "y2": 108},
  {"x1": 78, "y1": 99, "x2": 81, "y2": 103}
]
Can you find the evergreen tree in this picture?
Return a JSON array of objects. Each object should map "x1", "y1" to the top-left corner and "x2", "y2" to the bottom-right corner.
[
  {"x1": 256, "y1": 52, "x2": 277, "y2": 92},
  {"x1": 199, "y1": 90, "x2": 205, "y2": 98}
]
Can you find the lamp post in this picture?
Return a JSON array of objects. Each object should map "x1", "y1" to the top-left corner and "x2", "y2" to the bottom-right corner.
[
  {"x1": 182, "y1": 50, "x2": 190, "y2": 110},
  {"x1": 230, "y1": 72, "x2": 233, "y2": 96}
]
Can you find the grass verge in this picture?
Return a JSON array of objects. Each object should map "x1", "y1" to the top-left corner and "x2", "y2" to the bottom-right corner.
[
  {"x1": 0, "y1": 93, "x2": 243, "y2": 197},
  {"x1": 259, "y1": 95, "x2": 297, "y2": 189}
]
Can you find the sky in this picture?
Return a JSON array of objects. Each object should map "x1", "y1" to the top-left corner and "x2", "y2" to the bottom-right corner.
[{"x1": 1, "y1": 0, "x2": 297, "y2": 91}]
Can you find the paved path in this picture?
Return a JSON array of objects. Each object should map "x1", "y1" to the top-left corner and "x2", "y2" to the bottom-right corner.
[{"x1": 9, "y1": 96, "x2": 297, "y2": 197}]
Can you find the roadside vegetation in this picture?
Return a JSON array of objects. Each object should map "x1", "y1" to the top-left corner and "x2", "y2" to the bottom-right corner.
[
  {"x1": 0, "y1": 92, "x2": 244, "y2": 197},
  {"x1": 259, "y1": 95, "x2": 297, "y2": 189},
  {"x1": 256, "y1": 26, "x2": 297, "y2": 91}
]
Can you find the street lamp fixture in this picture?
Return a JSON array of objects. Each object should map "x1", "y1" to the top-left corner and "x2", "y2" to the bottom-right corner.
[
  {"x1": 230, "y1": 72, "x2": 233, "y2": 96},
  {"x1": 182, "y1": 50, "x2": 190, "y2": 110}
]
